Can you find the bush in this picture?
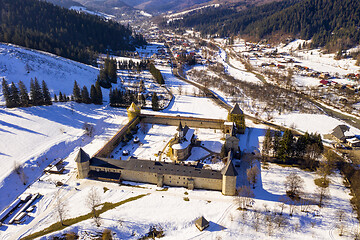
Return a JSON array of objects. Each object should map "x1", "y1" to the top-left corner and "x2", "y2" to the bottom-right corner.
[
  {"x1": 183, "y1": 197, "x2": 190, "y2": 201},
  {"x1": 102, "y1": 229, "x2": 112, "y2": 240}
]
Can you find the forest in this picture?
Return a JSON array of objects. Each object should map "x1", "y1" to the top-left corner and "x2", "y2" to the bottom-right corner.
[
  {"x1": 165, "y1": 0, "x2": 360, "y2": 51},
  {"x1": 0, "y1": 0, "x2": 146, "y2": 65}
]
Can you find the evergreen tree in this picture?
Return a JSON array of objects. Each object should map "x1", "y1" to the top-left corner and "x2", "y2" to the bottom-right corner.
[
  {"x1": 9, "y1": 82, "x2": 20, "y2": 108},
  {"x1": 18, "y1": 80, "x2": 29, "y2": 107},
  {"x1": 262, "y1": 128, "x2": 272, "y2": 159},
  {"x1": 2, "y1": 78, "x2": 11, "y2": 108},
  {"x1": 278, "y1": 129, "x2": 294, "y2": 162},
  {"x1": 90, "y1": 84, "x2": 97, "y2": 104},
  {"x1": 73, "y1": 81, "x2": 81, "y2": 103},
  {"x1": 273, "y1": 131, "x2": 281, "y2": 157},
  {"x1": 30, "y1": 78, "x2": 43, "y2": 106},
  {"x1": 94, "y1": 81, "x2": 103, "y2": 105},
  {"x1": 42, "y1": 80, "x2": 52, "y2": 105},
  {"x1": 151, "y1": 92, "x2": 159, "y2": 111},
  {"x1": 81, "y1": 86, "x2": 91, "y2": 104},
  {"x1": 59, "y1": 91, "x2": 64, "y2": 102},
  {"x1": 54, "y1": 93, "x2": 58, "y2": 102}
]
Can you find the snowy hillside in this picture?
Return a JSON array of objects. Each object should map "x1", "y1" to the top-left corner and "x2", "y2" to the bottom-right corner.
[{"x1": 0, "y1": 43, "x2": 99, "y2": 104}]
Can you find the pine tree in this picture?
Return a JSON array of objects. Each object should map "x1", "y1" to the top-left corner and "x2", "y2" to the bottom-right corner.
[
  {"x1": 42, "y1": 80, "x2": 52, "y2": 105},
  {"x1": 81, "y1": 86, "x2": 91, "y2": 104},
  {"x1": 151, "y1": 92, "x2": 159, "y2": 111},
  {"x1": 278, "y1": 129, "x2": 294, "y2": 162},
  {"x1": 30, "y1": 78, "x2": 44, "y2": 106},
  {"x1": 59, "y1": 91, "x2": 64, "y2": 102},
  {"x1": 18, "y1": 81, "x2": 29, "y2": 107},
  {"x1": 90, "y1": 85, "x2": 97, "y2": 104},
  {"x1": 95, "y1": 81, "x2": 103, "y2": 105},
  {"x1": 9, "y1": 82, "x2": 20, "y2": 108},
  {"x1": 54, "y1": 93, "x2": 58, "y2": 102},
  {"x1": 2, "y1": 78, "x2": 11, "y2": 108},
  {"x1": 73, "y1": 81, "x2": 81, "y2": 103}
]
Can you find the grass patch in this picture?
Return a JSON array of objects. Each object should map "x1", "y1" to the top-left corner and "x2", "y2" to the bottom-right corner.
[
  {"x1": 184, "y1": 191, "x2": 188, "y2": 195},
  {"x1": 314, "y1": 178, "x2": 330, "y2": 188},
  {"x1": 21, "y1": 194, "x2": 148, "y2": 240},
  {"x1": 207, "y1": 200, "x2": 211, "y2": 203},
  {"x1": 183, "y1": 197, "x2": 189, "y2": 201},
  {"x1": 103, "y1": 187, "x2": 109, "y2": 193},
  {"x1": 156, "y1": 187, "x2": 168, "y2": 192},
  {"x1": 121, "y1": 183, "x2": 147, "y2": 189}
]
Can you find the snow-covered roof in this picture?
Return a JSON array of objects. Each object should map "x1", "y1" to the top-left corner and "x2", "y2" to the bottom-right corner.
[
  {"x1": 221, "y1": 160, "x2": 238, "y2": 176},
  {"x1": 347, "y1": 137, "x2": 360, "y2": 144},
  {"x1": 172, "y1": 128, "x2": 195, "y2": 150},
  {"x1": 230, "y1": 103, "x2": 243, "y2": 115}
]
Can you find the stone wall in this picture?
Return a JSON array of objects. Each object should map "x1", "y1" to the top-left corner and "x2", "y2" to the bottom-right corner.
[
  {"x1": 93, "y1": 116, "x2": 140, "y2": 158},
  {"x1": 140, "y1": 114, "x2": 225, "y2": 129},
  {"x1": 89, "y1": 166, "x2": 223, "y2": 192}
]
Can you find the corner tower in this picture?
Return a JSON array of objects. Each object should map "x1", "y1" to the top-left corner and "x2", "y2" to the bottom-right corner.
[
  {"x1": 221, "y1": 159, "x2": 238, "y2": 196},
  {"x1": 75, "y1": 148, "x2": 90, "y2": 179},
  {"x1": 127, "y1": 102, "x2": 141, "y2": 121}
]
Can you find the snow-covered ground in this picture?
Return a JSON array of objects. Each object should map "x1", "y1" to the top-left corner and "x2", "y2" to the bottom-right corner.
[
  {"x1": 0, "y1": 102, "x2": 128, "y2": 216},
  {"x1": 273, "y1": 113, "x2": 360, "y2": 137},
  {"x1": 1, "y1": 40, "x2": 359, "y2": 239},
  {"x1": 0, "y1": 43, "x2": 99, "y2": 104}
]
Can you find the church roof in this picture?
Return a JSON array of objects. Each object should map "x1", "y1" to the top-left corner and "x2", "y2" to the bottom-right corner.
[
  {"x1": 221, "y1": 159, "x2": 238, "y2": 176},
  {"x1": 75, "y1": 148, "x2": 90, "y2": 163},
  {"x1": 177, "y1": 121, "x2": 183, "y2": 132},
  {"x1": 195, "y1": 216, "x2": 209, "y2": 231},
  {"x1": 230, "y1": 103, "x2": 243, "y2": 115}
]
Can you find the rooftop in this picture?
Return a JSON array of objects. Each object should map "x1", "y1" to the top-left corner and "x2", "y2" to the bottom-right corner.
[{"x1": 90, "y1": 158, "x2": 223, "y2": 180}]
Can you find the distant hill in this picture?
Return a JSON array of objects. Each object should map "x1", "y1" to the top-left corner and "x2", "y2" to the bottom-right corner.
[
  {"x1": 0, "y1": 0, "x2": 146, "y2": 65},
  {"x1": 74, "y1": 0, "x2": 134, "y2": 14},
  {"x1": 166, "y1": 0, "x2": 360, "y2": 51},
  {"x1": 44, "y1": 0, "x2": 84, "y2": 8}
]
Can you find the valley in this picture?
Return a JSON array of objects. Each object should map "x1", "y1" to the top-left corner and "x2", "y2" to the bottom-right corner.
[{"x1": 1, "y1": 0, "x2": 360, "y2": 239}]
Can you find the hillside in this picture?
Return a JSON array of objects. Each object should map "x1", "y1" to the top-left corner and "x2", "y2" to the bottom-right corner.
[
  {"x1": 0, "y1": 0, "x2": 146, "y2": 65},
  {"x1": 0, "y1": 43, "x2": 99, "y2": 104},
  {"x1": 166, "y1": 0, "x2": 360, "y2": 51}
]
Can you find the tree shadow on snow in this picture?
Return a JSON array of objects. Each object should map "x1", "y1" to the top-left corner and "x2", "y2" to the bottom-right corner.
[
  {"x1": 0, "y1": 120, "x2": 46, "y2": 136},
  {"x1": 236, "y1": 156, "x2": 285, "y2": 203}
]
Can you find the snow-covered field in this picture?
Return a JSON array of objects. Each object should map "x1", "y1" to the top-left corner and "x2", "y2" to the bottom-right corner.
[
  {"x1": 0, "y1": 103, "x2": 129, "y2": 217},
  {"x1": 273, "y1": 113, "x2": 360, "y2": 137}
]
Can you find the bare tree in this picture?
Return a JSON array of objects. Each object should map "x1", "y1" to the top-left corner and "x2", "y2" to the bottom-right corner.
[
  {"x1": 336, "y1": 209, "x2": 346, "y2": 236},
  {"x1": 264, "y1": 213, "x2": 275, "y2": 236},
  {"x1": 83, "y1": 122, "x2": 95, "y2": 137},
  {"x1": 247, "y1": 165, "x2": 260, "y2": 188},
  {"x1": 55, "y1": 193, "x2": 68, "y2": 226},
  {"x1": 252, "y1": 209, "x2": 262, "y2": 232},
  {"x1": 315, "y1": 184, "x2": 330, "y2": 207},
  {"x1": 86, "y1": 187, "x2": 102, "y2": 227},
  {"x1": 274, "y1": 214, "x2": 288, "y2": 229},
  {"x1": 237, "y1": 186, "x2": 254, "y2": 210},
  {"x1": 284, "y1": 172, "x2": 304, "y2": 199}
]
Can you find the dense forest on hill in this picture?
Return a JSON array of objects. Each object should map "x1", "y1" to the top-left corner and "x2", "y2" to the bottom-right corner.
[
  {"x1": 0, "y1": 0, "x2": 146, "y2": 65},
  {"x1": 165, "y1": 0, "x2": 360, "y2": 51}
]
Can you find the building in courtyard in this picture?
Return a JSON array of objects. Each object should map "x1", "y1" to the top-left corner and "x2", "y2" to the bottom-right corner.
[{"x1": 170, "y1": 121, "x2": 195, "y2": 162}]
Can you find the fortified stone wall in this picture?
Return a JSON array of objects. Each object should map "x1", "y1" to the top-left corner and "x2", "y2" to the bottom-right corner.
[
  {"x1": 140, "y1": 114, "x2": 225, "y2": 129},
  {"x1": 93, "y1": 116, "x2": 140, "y2": 158}
]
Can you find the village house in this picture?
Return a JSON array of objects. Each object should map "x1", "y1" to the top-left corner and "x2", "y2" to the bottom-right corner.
[{"x1": 331, "y1": 124, "x2": 360, "y2": 147}]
